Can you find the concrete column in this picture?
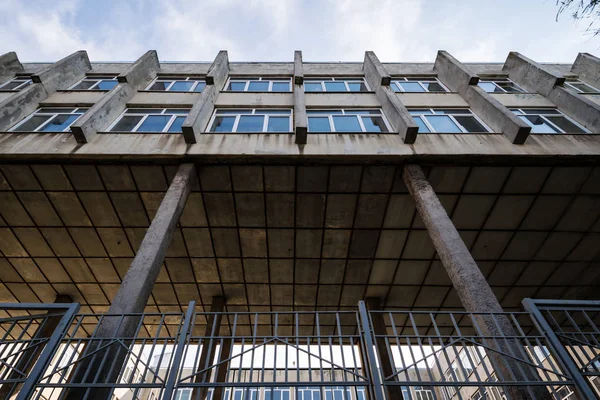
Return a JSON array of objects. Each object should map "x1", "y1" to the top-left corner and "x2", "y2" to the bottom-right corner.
[
  {"x1": 435, "y1": 51, "x2": 531, "y2": 144},
  {"x1": 0, "y1": 52, "x2": 24, "y2": 84},
  {"x1": 70, "y1": 50, "x2": 159, "y2": 143},
  {"x1": 504, "y1": 51, "x2": 600, "y2": 133},
  {"x1": 192, "y1": 296, "x2": 225, "y2": 400},
  {"x1": 294, "y1": 50, "x2": 307, "y2": 145},
  {"x1": 213, "y1": 337, "x2": 232, "y2": 400},
  {"x1": 182, "y1": 50, "x2": 229, "y2": 143},
  {"x1": 0, "y1": 50, "x2": 91, "y2": 131},
  {"x1": 65, "y1": 163, "x2": 195, "y2": 400},
  {"x1": 363, "y1": 51, "x2": 419, "y2": 143},
  {"x1": 572, "y1": 52, "x2": 600, "y2": 89},
  {"x1": 403, "y1": 165, "x2": 551, "y2": 400}
]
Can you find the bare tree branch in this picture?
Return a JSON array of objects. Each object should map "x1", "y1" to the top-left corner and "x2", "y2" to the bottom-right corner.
[{"x1": 556, "y1": 0, "x2": 600, "y2": 37}]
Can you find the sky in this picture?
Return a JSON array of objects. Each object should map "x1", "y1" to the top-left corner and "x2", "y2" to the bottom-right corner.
[{"x1": 1, "y1": 0, "x2": 599, "y2": 63}]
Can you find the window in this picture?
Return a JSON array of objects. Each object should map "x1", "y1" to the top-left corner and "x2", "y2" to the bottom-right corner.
[
  {"x1": 226, "y1": 77, "x2": 291, "y2": 92},
  {"x1": 146, "y1": 77, "x2": 206, "y2": 92},
  {"x1": 70, "y1": 76, "x2": 118, "y2": 90},
  {"x1": 413, "y1": 387, "x2": 435, "y2": 400},
  {"x1": 174, "y1": 389, "x2": 192, "y2": 400},
  {"x1": 307, "y1": 109, "x2": 390, "y2": 133},
  {"x1": 209, "y1": 109, "x2": 292, "y2": 133},
  {"x1": 10, "y1": 107, "x2": 87, "y2": 132},
  {"x1": 0, "y1": 77, "x2": 32, "y2": 91},
  {"x1": 109, "y1": 108, "x2": 189, "y2": 133},
  {"x1": 477, "y1": 78, "x2": 525, "y2": 93},
  {"x1": 264, "y1": 387, "x2": 290, "y2": 400},
  {"x1": 392, "y1": 77, "x2": 448, "y2": 93},
  {"x1": 511, "y1": 108, "x2": 589, "y2": 134},
  {"x1": 298, "y1": 387, "x2": 321, "y2": 400},
  {"x1": 409, "y1": 109, "x2": 491, "y2": 133},
  {"x1": 564, "y1": 79, "x2": 600, "y2": 94},
  {"x1": 304, "y1": 78, "x2": 369, "y2": 92}
]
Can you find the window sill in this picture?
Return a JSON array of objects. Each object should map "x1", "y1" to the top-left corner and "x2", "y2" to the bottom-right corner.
[
  {"x1": 206, "y1": 132, "x2": 294, "y2": 134},
  {"x1": 138, "y1": 90, "x2": 204, "y2": 94},
  {"x1": 99, "y1": 131, "x2": 183, "y2": 134},
  {"x1": 221, "y1": 91, "x2": 293, "y2": 93},
  {"x1": 530, "y1": 132, "x2": 597, "y2": 135},
  {"x1": 394, "y1": 91, "x2": 456, "y2": 94},
  {"x1": 419, "y1": 131, "x2": 501, "y2": 135},
  {"x1": 307, "y1": 131, "x2": 395, "y2": 134},
  {"x1": 305, "y1": 91, "x2": 376, "y2": 94}
]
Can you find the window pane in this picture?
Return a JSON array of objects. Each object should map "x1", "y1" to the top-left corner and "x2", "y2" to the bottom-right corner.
[
  {"x1": 137, "y1": 115, "x2": 171, "y2": 132},
  {"x1": 519, "y1": 115, "x2": 560, "y2": 133},
  {"x1": 248, "y1": 81, "x2": 269, "y2": 91},
  {"x1": 347, "y1": 82, "x2": 368, "y2": 92},
  {"x1": 433, "y1": 109, "x2": 470, "y2": 114},
  {"x1": 413, "y1": 116, "x2": 430, "y2": 133},
  {"x1": 125, "y1": 108, "x2": 163, "y2": 114},
  {"x1": 521, "y1": 108, "x2": 561, "y2": 115},
  {"x1": 391, "y1": 83, "x2": 402, "y2": 92},
  {"x1": 210, "y1": 116, "x2": 236, "y2": 132},
  {"x1": 307, "y1": 110, "x2": 342, "y2": 115},
  {"x1": 477, "y1": 82, "x2": 500, "y2": 93},
  {"x1": 425, "y1": 115, "x2": 462, "y2": 133},
  {"x1": 362, "y1": 116, "x2": 389, "y2": 132},
  {"x1": 546, "y1": 116, "x2": 587, "y2": 133},
  {"x1": 38, "y1": 108, "x2": 78, "y2": 113},
  {"x1": 1, "y1": 80, "x2": 26, "y2": 90},
  {"x1": 324, "y1": 81, "x2": 347, "y2": 91},
  {"x1": 398, "y1": 82, "x2": 425, "y2": 92},
  {"x1": 305, "y1": 83, "x2": 323, "y2": 92},
  {"x1": 332, "y1": 115, "x2": 361, "y2": 132},
  {"x1": 496, "y1": 82, "x2": 524, "y2": 93},
  {"x1": 194, "y1": 82, "x2": 206, "y2": 92},
  {"x1": 237, "y1": 115, "x2": 264, "y2": 132},
  {"x1": 149, "y1": 81, "x2": 172, "y2": 91},
  {"x1": 38, "y1": 114, "x2": 79, "y2": 132},
  {"x1": 111, "y1": 115, "x2": 143, "y2": 131},
  {"x1": 12, "y1": 115, "x2": 52, "y2": 131},
  {"x1": 170, "y1": 81, "x2": 195, "y2": 91},
  {"x1": 165, "y1": 109, "x2": 190, "y2": 114},
  {"x1": 272, "y1": 82, "x2": 290, "y2": 92},
  {"x1": 454, "y1": 116, "x2": 488, "y2": 132},
  {"x1": 228, "y1": 81, "x2": 246, "y2": 91},
  {"x1": 72, "y1": 80, "x2": 97, "y2": 90},
  {"x1": 267, "y1": 116, "x2": 289, "y2": 132},
  {"x1": 569, "y1": 82, "x2": 598, "y2": 93},
  {"x1": 308, "y1": 117, "x2": 331, "y2": 132},
  {"x1": 168, "y1": 116, "x2": 186, "y2": 132},
  {"x1": 96, "y1": 80, "x2": 118, "y2": 90},
  {"x1": 255, "y1": 109, "x2": 291, "y2": 115},
  {"x1": 421, "y1": 82, "x2": 446, "y2": 92}
]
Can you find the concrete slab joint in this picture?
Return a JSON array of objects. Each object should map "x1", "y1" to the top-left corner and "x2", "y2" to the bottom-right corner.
[
  {"x1": 502, "y1": 52, "x2": 564, "y2": 96},
  {"x1": 572, "y1": 52, "x2": 600, "y2": 89},
  {"x1": 0, "y1": 52, "x2": 24, "y2": 83}
]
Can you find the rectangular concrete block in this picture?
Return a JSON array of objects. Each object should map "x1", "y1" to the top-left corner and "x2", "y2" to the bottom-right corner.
[
  {"x1": 434, "y1": 50, "x2": 479, "y2": 95},
  {"x1": 502, "y1": 52, "x2": 564, "y2": 96},
  {"x1": 572, "y1": 52, "x2": 600, "y2": 89},
  {"x1": 294, "y1": 50, "x2": 303, "y2": 85},
  {"x1": 547, "y1": 85, "x2": 600, "y2": 132},
  {"x1": 31, "y1": 50, "x2": 91, "y2": 93},
  {"x1": 117, "y1": 50, "x2": 160, "y2": 90},
  {"x1": 0, "y1": 83, "x2": 47, "y2": 131},
  {"x1": 205, "y1": 50, "x2": 229, "y2": 88},
  {"x1": 0, "y1": 52, "x2": 24, "y2": 83},
  {"x1": 364, "y1": 51, "x2": 390, "y2": 86},
  {"x1": 294, "y1": 84, "x2": 307, "y2": 144}
]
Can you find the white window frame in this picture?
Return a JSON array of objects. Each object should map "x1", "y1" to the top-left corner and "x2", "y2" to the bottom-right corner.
[
  {"x1": 68, "y1": 76, "x2": 119, "y2": 90},
  {"x1": 225, "y1": 77, "x2": 292, "y2": 92},
  {"x1": 208, "y1": 108, "x2": 293, "y2": 133},
  {"x1": 304, "y1": 77, "x2": 370, "y2": 92},
  {"x1": 174, "y1": 388, "x2": 192, "y2": 400},
  {"x1": 145, "y1": 76, "x2": 206, "y2": 92},
  {"x1": 510, "y1": 108, "x2": 589, "y2": 134},
  {"x1": 564, "y1": 79, "x2": 600, "y2": 94},
  {"x1": 408, "y1": 108, "x2": 492, "y2": 133},
  {"x1": 9, "y1": 107, "x2": 87, "y2": 132},
  {"x1": 0, "y1": 77, "x2": 33, "y2": 90},
  {"x1": 477, "y1": 78, "x2": 525, "y2": 93},
  {"x1": 107, "y1": 108, "x2": 190, "y2": 133},
  {"x1": 306, "y1": 109, "x2": 391, "y2": 133},
  {"x1": 391, "y1": 77, "x2": 449, "y2": 93}
]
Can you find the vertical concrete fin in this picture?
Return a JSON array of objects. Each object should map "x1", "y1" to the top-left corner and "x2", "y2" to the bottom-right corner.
[
  {"x1": 502, "y1": 52, "x2": 565, "y2": 96},
  {"x1": 70, "y1": 83, "x2": 135, "y2": 143},
  {"x1": 31, "y1": 50, "x2": 91, "y2": 93},
  {"x1": 0, "y1": 52, "x2": 24, "y2": 83},
  {"x1": 433, "y1": 50, "x2": 479, "y2": 95},
  {"x1": 547, "y1": 85, "x2": 600, "y2": 132},
  {"x1": 363, "y1": 51, "x2": 418, "y2": 143},
  {"x1": 182, "y1": 51, "x2": 230, "y2": 143},
  {"x1": 294, "y1": 50, "x2": 304, "y2": 85},
  {"x1": 0, "y1": 83, "x2": 48, "y2": 131},
  {"x1": 572, "y1": 52, "x2": 600, "y2": 89},
  {"x1": 117, "y1": 50, "x2": 160, "y2": 90}
]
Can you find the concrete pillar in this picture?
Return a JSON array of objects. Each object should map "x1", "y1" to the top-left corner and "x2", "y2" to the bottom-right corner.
[
  {"x1": 182, "y1": 50, "x2": 229, "y2": 143},
  {"x1": 0, "y1": 50, "x2": 91, "y2": 131},
  {"x1": 504, "y1": 51, "x2": 600, "y2": 133},
  {"x1": 294, "y1": 51, "x2": 307, "y2": 145},
  {"x1": 435, "y1": 51, "x2": 531, "y2": 144},
  {"x1": 403, "y1": 165, "x2": 551, "y2": 400},
  {"x1": 65, "y1": 163, "x2": 195, "y2": 400},
  {"x1": 572, "y1": 52, "x2": 600, "y2": 89},
  {"x1": 0, "y1": 52, "x2": 24, "y2": 84},
  {"x1": 70, "y1": 50, "x2": 160, "y2": 143},
  {"x1": 0, "y1": 294, "x2": 73, "y2": 399},
  {"x1": 192, "y1": 296, "x2": 225, "y2": 400},
  {"x1": 212, "y1": 337, "x2": 232, "y2": 400},
  {"x1": 363, "y1": 51, "x2": 419, "y2": 143}
]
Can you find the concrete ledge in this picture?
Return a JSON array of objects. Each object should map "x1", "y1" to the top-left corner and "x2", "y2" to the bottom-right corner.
[
  {"x1": 464, "y1": 86, "x2": 531, "y2": 144},
  {"x1": 205, "y1": 51, "x2": 229, "y2": 87},
  {"x1": 70, "y1": 83, "x2": 135, "y2": 143},
  {"x1": 41, "y1": 91, "x2": 107, "y2": 106},
  {"x1": 395, "y1": 92, "x2": 468, "y2": 108},
  {"x1": 572, "y1": 53, "x2": 600, "y2": 89},
  {"x1": 31, "y1": 51, "x2": 91, "y2": 93},
  {"x1": 215, "y1": 92, "x2": 293, "y2": 107},
  {"x1": 434, "y1": 50, "x2": 479, "y2": 95},
  {"x1": 129, "y1": 91, "x2": 202, "y2": 107},
  {"x1": 294, "y1": 84, "x2": 307, "y2": 145},
  {"x1": 0, "y1": 83, "x2": 47, "y2": 131},
  {"x1": 490, "y1": 93, "x2": 555, "y2": 108},
  {"x1": 0, "y1": 52, "x2": 24, "y2": 83},
  {"x1": 294, "y1": 51, "x2": 303, "y2": 85},
  {"x1": 306, "y1": 92, "x2": 380, "y2": 108},
  {"x1": 117, "y1": 50, "x2": 160, "y2": 89},
  {"x1": 548, "y1": 86, "x2": 600, "y2": 132},
  {"x1": 502, "y1": 52, "x2": 564, "y2": 96}
]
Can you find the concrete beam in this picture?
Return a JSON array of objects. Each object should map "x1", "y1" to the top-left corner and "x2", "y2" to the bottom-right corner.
[
  {"x1": 0, "y1": 83, "x2": 47, "y2": 131},
  {"x1": 363, "y1": 51, "x2": 419, "y2": 143},
  {"x1": 71, "y1": 51, "x2": 160, "y2": 143},
  {"x1": 502, "y1": 52, "x2": 565, "y2": 96},
  {"x1": 434, "y1": 50, "x2": 479, "y2": 96},
  {"x1": 294, "y1": 50, "x2": 304, "y2": 85},
  {"x1": 182, "y1": 51, "x2": 230, "y2": 143},
  {"x1": 32, "y1": 50, "x2": 91, "y2": 94},
  {"x1": 572, "y1": 52, "x2": 600, "y2": 89},
  {"x1": 547, "y1": 85, "x2": 600, "y2": 132},
  {"x1": 0, "y1": 52, "x2": 24, "y2": 83}
]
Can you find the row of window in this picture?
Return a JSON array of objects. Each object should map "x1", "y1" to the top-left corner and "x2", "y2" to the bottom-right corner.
[
  {"x1": 10, "y1": 107, "x2": 589, "y2": 134},
  {"x1": 2, "y1": 75, "x2": 599, "y2": 95}
]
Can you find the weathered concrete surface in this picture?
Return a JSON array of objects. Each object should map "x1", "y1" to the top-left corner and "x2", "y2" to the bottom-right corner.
[
  {"x1": 571, "y1": 52, "x2": 600, "y2": 89},
  {"x1": 0, "y1": 83, "x2": 47, "y2": 131},
  {"x1": 363, "y1": 51, "x2": 419, "y2": 143},
  {"x1": 395, "y1": 92, "x2": 468, "y2": 108},
  {"x1": 305, "y1": 92, "x2": 380, "y2": 108},
  {"x1": 434, "y1": 50, "x2": 479, "y2": 95},
  {"x1": 41, "y1": 91, "x2": 107, "y2": 106},
  {"x1": 183, "y1": 51, "x2": 230, "y2": 143},
  {"x1": 0, "y1": 52, "x2": 24, "y2": 83},
  {"x1": 215, "y1": 92, "x2": 293, "y2": 107},
  {"x1": 490, "y1": 93, "x2": 555, "y2": 108},
  {"x1": 547, "y1": 85, "x2": 600, "y2": 132},
  {"x1": 502, "y1": 52, "x2": 564, "y2": 96},
  {"x1": 129, "y1": 91, "x2": 202, "y2": 107},
  {"x1": 117, "y1": 50, "x2": 160, "y2": 89},
  {"x1": 294, "y1": 50, "x2": 303, "y2": 85},
  {"x1": 32, "y1": 51, "x2": 91, "y2": 94},
  {"x1": 294, "y1": 80, "x2": 307, "y2": 144}
]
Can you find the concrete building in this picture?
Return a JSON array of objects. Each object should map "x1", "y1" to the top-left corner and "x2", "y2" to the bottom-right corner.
[{"x1": 0, "y1": 49, "x2": 599, "y2": 400}]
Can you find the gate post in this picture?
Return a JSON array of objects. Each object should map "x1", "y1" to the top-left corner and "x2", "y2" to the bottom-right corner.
[{"x1": 357, "y1": 301, "x2": 387, "y2": 400}]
